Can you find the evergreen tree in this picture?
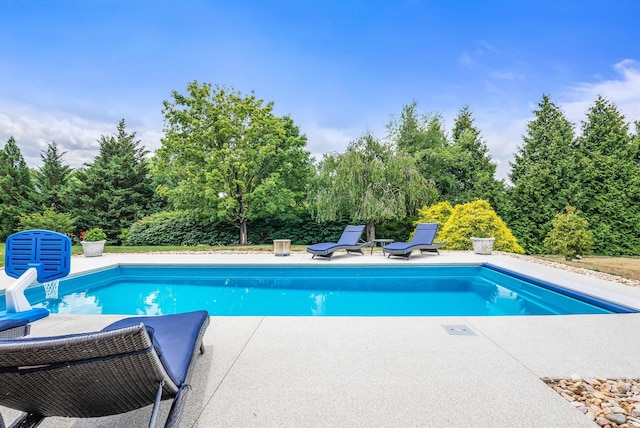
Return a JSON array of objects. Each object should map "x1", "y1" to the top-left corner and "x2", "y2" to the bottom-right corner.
[
  {"x1": 34, "y1": 141, "x2": 73, "y2": 211},
  {"x1": 572, "y1": 96, "x2": 640, "y2": 255},
  {"x1": 633, "y1": 121, "x2": 640, "y2": 165},
  {"x1": 387, "y1": 101, "x2": 449, "y2": 154},
  {"x1": 0, "y1": 137, "x2": 37, "y2": 239},
  {"x1": 449, "y1": 105, "x2": 504, "y2": 206},
  {"x1": 507, "y1": 95, "x2": 576, "y2": 253},
  {"x1": 386, "y1": 102, "x2": 456, "y2": 199},
  {"x1": 70, "y1": 119, "x2": 156, "y2": 242},
  {"x1": 387, "y1": 103, "x2": 503, "y2": 206}
]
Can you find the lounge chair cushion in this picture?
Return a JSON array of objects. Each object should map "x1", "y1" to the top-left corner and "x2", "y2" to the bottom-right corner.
[
  {"x1": 0, "y1": 318, "x2": 28, "y2": 331},
  {"x1": 0, "y1": 307, "x2": 49, "y2": 322},
  {"x1": 383, "y1": 223, "x2": 444, "y2": 258},
  {"x1": 307, "y1": 225, "x2": 366, "y2": 257},
  {"x1": 102, "y1": 310, "x2": 209, "y2": 385},
  {"x1": 306, "y1": 242, "x2": 342, "y2": 252},
  {"x1": 0, "y1": 317, "x2": 31, "y2": 338}
]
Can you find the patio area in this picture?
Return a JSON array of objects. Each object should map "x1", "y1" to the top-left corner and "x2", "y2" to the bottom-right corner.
[{"x1": 2, "y1": 251, "x2": 640, "y2": 427}]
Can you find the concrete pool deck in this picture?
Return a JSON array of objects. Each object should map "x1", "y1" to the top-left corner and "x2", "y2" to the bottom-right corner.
[{"x1": 2, "y1": 251, "x2": 640, "y2": 427}]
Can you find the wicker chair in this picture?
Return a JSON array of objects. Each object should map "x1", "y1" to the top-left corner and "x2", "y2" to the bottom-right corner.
[
  {"x1": 306, "y1": 225, "x2": 369, "y2": 259},
  {"x1": 0, "y1": 310, "x2": 210, "y2": 428},
  {"x1": 0, "y1": 318, "x2": 30, "y2": 339},
  {"x1": 382, "y1": 223, "x2": 447, "y2": 259}
]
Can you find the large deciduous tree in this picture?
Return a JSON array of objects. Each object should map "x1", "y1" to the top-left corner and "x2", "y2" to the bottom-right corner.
[
  {"x1": 156, "y1": 82, "x2": 313, "y2": 245},
  {"x1": 0, "y1": 137, "x2": 36, "y2": 240},
  {"x1": 70, "y1": 119, "x2": 156, "y2": 242},
  {"x1": 308, "y1": 132, "x2": 437, "y2": 241},
  {"x1": 507, "y1": 95, "x2": 576, "y2": 254}
]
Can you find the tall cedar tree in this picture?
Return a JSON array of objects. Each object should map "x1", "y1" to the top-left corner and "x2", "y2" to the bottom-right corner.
[
  {"x1": 0, "y1": 137, "x2": 36, "y2": 239},
  {"x1": 386, "y1": 102, "x2": 456, "y2": 199},
  {"x1": 507, "y1": 95, "x2": 577, "y2": 254},
  {"x1": 450, "y1": 105, "x2": 505, "y2": 207},
  {"x1": 309, "y1": 133, "x2": 437, "y2": 241},
  {"x1": 157, "y1": 82, "x2": 313, "y2": 245},
  {"x1": 572, "y1": 96, "x2": 640, "y2": 255},
  {"x1": 34, "y1": 141, "x2": 73, "y2": 212},
  {"x1": 387, "y1": 102, "x2": 503, "y2": 206},
  {"x1": 70, "y1": 119, "x2": 155, "y2": 242}
]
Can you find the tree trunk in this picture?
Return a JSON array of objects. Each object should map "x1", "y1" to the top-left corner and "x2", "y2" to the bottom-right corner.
[
  {"x1": 366, "y1": 221, "x2": 376, "y2": 242},
  {"x1": 239, "y1": 219, "x2": 248, "y2": 245}
]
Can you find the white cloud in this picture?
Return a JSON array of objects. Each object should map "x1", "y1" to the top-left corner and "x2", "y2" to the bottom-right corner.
[
  {"x1": 560, "y1": 59, "x2": 640, "y2": 127},
  {"x1": 302, "y1": 121, "x2": 373, "y2": 162},
  {"x1": 488, "y1": 70, "x2": 526, "y2": 80},
  {"x1": 458, "y1": 52, "x2": 474, "y2": 66},
  {"x1": 477, "y1": 114, "x2": 530, "y2": 182},
  {"x1": 0, "y1": 104, "x2": 163, "y2": 168},
  {"x1": 481, "y1": 59, "x2": 640, "y2": 183},
  {"x1": 458, "y1": 40, "x2": 496, "y2": 67}
]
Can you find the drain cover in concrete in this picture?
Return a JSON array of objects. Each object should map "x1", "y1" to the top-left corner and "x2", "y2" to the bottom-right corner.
[{"x1": 442, "y1": 324, "x2": 476, "y2": 335}]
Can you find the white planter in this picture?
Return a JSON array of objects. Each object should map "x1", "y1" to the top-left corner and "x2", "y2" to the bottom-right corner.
[
  {"x1": 471, "y1": 237, "x2": 495, "y2": 255},
  {"x1": 273, "y1": 239, "x2": 291, "y2": 256},
  {"x1": 81, "y1": 240, "x2": 106, "y2": 257}
]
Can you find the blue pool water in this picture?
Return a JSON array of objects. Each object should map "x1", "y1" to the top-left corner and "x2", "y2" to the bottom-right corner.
[{"x1": 3, "y1": 264, "x2": 635, "y2": 316}]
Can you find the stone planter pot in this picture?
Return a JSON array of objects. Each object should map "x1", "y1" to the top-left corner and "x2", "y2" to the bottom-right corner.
[
  {"x1": 471, "y1": 237, "x2": 495, "y2": 255},
  {"x1": 81, "y1": 240, "x2": 106, "y2": 257}
]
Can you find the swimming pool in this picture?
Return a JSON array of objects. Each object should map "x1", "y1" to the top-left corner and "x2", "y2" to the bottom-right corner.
[{"x1": 3, "y1": 264, "x2": 635, "y2": 316}]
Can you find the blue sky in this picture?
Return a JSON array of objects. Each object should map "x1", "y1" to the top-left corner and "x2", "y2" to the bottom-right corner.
[{"x1": 1, "y1": 0, "x2": 639, "y2": 180}]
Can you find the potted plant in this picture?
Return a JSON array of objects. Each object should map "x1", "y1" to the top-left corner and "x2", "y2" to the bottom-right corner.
[
  {"x1": 81, "y1": 228, "x2": 107, "y2": 257},
  {"x1": 470, "y1": 228, "x2": 495, "y2": 255}
]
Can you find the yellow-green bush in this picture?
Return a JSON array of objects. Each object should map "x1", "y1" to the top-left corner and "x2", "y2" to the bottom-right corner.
[
  {"x1": 415, "y1": 201, "x2": 454, "y2": 235},
  {"x1": 416, "y1": 200, "x2": 524, "y2": 253}
]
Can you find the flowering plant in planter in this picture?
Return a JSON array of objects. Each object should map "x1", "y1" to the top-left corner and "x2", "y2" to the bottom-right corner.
[
  {"x1": 82, "y1": 228, "x2": 107, "y2": 242},
  {"x1": 81, "y1": 228, "x2": 107, "y2": 257}
]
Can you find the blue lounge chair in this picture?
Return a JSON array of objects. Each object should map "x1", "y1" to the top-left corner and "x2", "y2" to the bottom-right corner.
[
  {"x1": 0, "y1": 317, "x2": 30, "y2": 338},
  {"x1": 0, "y1": 310, "x2": 210, "y2": 428},
  {"x1": 307, "y1": 225, "x2": 368, "y2": 259},
  {"x1": 382, "y1": 223, "x2": 446, "y2": 259}
]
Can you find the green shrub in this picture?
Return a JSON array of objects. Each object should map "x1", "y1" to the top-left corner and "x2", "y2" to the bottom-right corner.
[
  {"x1": 18, "y1": 209, "x2": 75, "y2": 236},
  {"x1": 126, "y1": 210, "x2": 349, "y2": 246},
  {"x1": 544, "y1": 206, "x2": 594, "y2": 260},
  {"x1": 83, "y1": 228, "x2": 107, "y2": 242},
  {"x1": 415, "y1": 201, "x2": 454, "y2": 239},
  {"x1": 438, "y1": 200, "x2": 525, "y2": 253},
  {"x1": 119, "y1": 228, "x2": 130, "y2": 245},
  {"x1": 127, "y1": 211, "x2": 227, "y2": 246},
  {"x1": 375, "y1": 217, "x2": 418, "y2": 242}
]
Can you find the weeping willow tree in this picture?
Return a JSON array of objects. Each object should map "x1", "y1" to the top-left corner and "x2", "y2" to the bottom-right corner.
[{"x1": 309, "y1": 133, "x2": 437, "y2": 241}]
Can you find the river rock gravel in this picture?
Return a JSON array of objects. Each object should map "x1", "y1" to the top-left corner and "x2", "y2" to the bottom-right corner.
[{"x1": 543, "y1": 376, "x2": 640, "y2": 427}]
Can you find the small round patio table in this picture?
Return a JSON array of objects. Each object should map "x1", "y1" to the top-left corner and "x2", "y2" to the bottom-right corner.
[{"x1": 370, "y1": 238, "x2": 394, "y2": 255}]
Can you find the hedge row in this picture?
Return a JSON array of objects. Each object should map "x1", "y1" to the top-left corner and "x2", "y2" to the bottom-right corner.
[
  {"x1": 126, "y1": 211, "x2": 354, "y2": 246},
  {"x1": 126, "y1": 211, "x2": 419, "y2": 246}
]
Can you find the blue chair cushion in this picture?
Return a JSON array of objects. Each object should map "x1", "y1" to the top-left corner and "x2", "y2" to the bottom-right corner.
[
  {"x1": 0, "y1": 318, "x2": 29, "y2": 332},
  {"x1": 307, "y1": 242, "x2": 340, "y2": 252},
  {"x1": 382, "y1": 242, "x2": 412, "y2": 251},
  {"x1": 0, "y1": 308, "x2": 49, "y2": 322},
  {"x1": 101, "y1": 310, "x2": 209, "y2": 386}
]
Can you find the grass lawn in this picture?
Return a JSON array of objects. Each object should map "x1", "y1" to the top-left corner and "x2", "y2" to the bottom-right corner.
[
  {"x1": 533, "y1": 255, "x2": 640, "y2": 282},
  {"x1": 0, "y1": 244, "x2": 309, "y2": 268},
  {"x1": 1, "y1": 245, "x2": 638, "y2": 282}
]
